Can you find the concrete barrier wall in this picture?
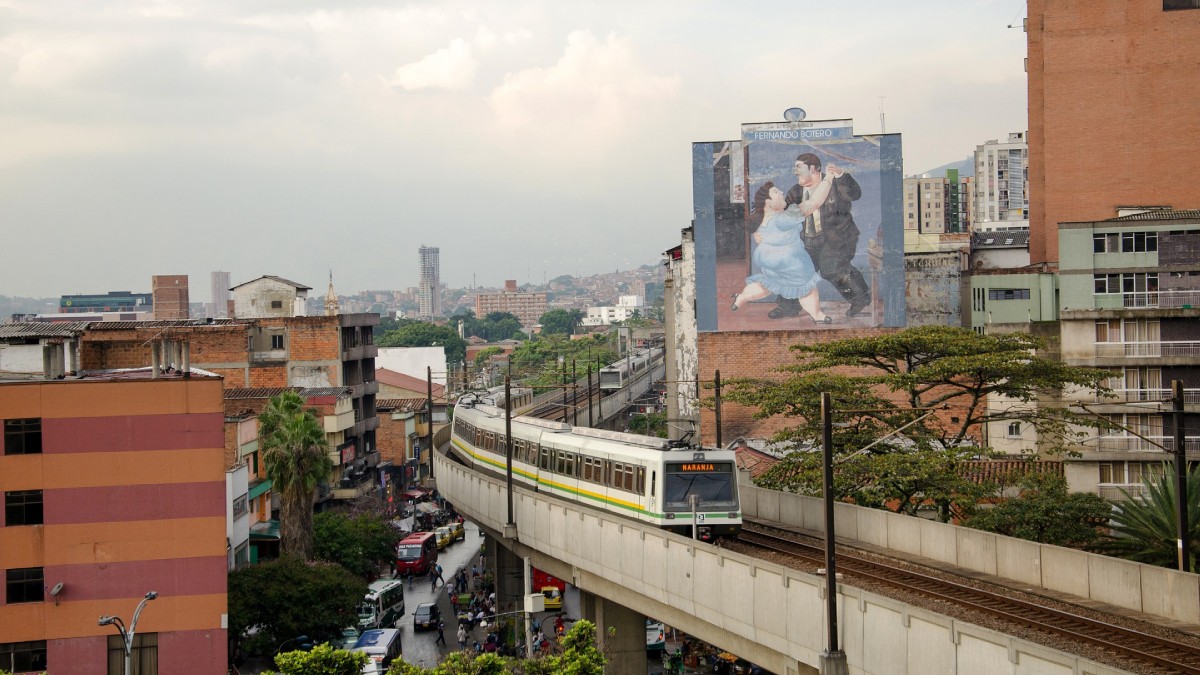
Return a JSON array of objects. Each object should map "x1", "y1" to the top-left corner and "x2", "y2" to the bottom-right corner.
[
  {"x1": 739, "y1": 484, "x2": 1200, "y2": 625},
  {"x1": 436, "y1": 454, "x2": 1133, "y2": 675}
]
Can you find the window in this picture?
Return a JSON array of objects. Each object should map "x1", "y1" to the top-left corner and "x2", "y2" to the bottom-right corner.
[
  {"x1": 108, "y1": 632, "x2": 157, "y2": 675},
  {"x1": 4, "y1": 419, "x2": 42, "y2": 455},
  {"x1": 270, "y1": 300, "x2": 283, "y2": 309},
  {"x1": 0, "y1": 641, "x2": 47, "y2": 674},
  {"x1": 4, "y1": 490, "x2": 43, "y2": 526},
  {"x1": 1006, "y1": 422, "x2": 1021, "y2": 438},
  {"x1": 5, "y1": 567, "x2": 43, "y2": 604},
  {"x1": 270, "y1": 334, "x2": 284, "y2": 350},
  {"x1": 987, "y1": 289, "x2": 1030, "y2": 300},
  {"x1": 1165, "y1": 0, "x2": 1200, "y2": 10},
  {"x1": 231, "y1": 494, "x2": 248, "y2": 520}
]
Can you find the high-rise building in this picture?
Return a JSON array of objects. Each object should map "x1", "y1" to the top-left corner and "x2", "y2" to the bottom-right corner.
[
  {"x1": 418, "y1": 246, "x2": 441, "y2": 318},
  {"x1": 210, "y1": 270, "x2": 231, "y2": 318},
  {"x1": 1027, "y1": 1, "x2": 1200, "y2": 263},
  {"x1": 973, "y1": 132, "x2": 1028, "y2": 227}
]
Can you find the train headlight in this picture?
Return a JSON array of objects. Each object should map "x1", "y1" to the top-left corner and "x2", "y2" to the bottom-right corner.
[
  {"x1": 665, "y1": 513, "x2": 675, "y2": 520},
  {"x1": 728, "y1": 512, "x2": 737, "y2": 519}
]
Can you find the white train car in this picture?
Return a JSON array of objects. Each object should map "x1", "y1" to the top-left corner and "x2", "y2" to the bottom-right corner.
[
  {"x1": 450, "y1": 395, "x2": 740, "y2": 540},
  {"x1": 598, "y1": 346, "x2": 664, "y2": 391}
]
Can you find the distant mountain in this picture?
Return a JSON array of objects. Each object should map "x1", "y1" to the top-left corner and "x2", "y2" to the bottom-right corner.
[{"x1": 914, "y1": 156, "x2": 973, "y2": 179}]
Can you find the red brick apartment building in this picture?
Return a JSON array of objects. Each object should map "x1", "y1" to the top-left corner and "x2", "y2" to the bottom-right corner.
[
  {"x1": 1, "y1": 372, "x2": 227, "y2": 674},
  {"x1": 1027, "y1": 0, "x2": 1200, "y2": 263}
]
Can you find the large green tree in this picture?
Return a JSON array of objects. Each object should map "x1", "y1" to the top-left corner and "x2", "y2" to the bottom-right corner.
[
  {"x1": 313, "y1": 510, "x2": 402, "y2": 580},
  {"x1": 377, "y1": 321, "x2": 467, "y2": 363},
  {"x1": 268, "y1": 644, "x2": 367, "y2": 675},
  {"x1": 386, "y1": 620, "x2": 605, "y2": 674},
  {"x1": 722, "y1": 326, "x2": 1114, "y2": 521},
  {"x1": 1093, "y1": 463, "x2": 1200, "y2": 568},
  {"x1": 538, "y1": 309, "x2": 583, "y2": 336},
  {"x1": 966, "y1": 471, "x2": 1111, "y2": 546},
  {"x1": 261, "y1": 392, "x2": 333, "y2": 559},
  {"x1": 229, "y1": 555, "x2": 366, "y2": 658}
]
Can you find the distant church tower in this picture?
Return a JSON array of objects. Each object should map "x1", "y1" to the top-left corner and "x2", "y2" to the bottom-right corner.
[{"x1": 324, "y1": 271, "x2": 339, "y2": 316}]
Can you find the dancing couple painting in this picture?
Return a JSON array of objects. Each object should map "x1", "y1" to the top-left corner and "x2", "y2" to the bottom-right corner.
[{"x1": 730, "y1": 152, "x2": 871, "y2": 324}]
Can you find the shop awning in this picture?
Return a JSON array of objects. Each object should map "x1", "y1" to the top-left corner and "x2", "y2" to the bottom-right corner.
[
  {"x1": 248, "y1": 478, "x2": 273, "y2": 501},
  {"x1": 249, "y1": 519, "x2": 280, "y2": 541},
  {"x1": 415, "y1": 502, "x2": 441, "y2": 515},
  {"x1": 403, "y1": 489, "x2": 426, "y2": 501}
]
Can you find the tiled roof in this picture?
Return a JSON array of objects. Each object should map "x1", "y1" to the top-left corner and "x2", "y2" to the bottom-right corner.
[
  {"x1": 377, "y1": 398, "x2": 428, "y2": 412},
  {"x1": 0, "y1": 321, "x2": 91, "y2": 339},
  {"x1": 733, "y1": 446, "x2": 780, "y2": 480},
  {"x1": 971, "y1": 231, "x2": 1030, "y2": 248},
  {"x1": 1111, "y1": 209, "x2": 1200, "y2": 222},
  {"x1": 960, "y1": 459, "x2": 1063, "y2": 484}
]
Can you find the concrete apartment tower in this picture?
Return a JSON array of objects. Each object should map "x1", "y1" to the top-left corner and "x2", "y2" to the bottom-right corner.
[
  {"x1": 151, "y1": 274, "x2": 189, "y2": 320},
  {"x1": 418, "y1": 245, "x2": 440, "y2": 318},
  {"x1": 973, "y1": 132, "x2": 1028, "y2": 227},
  {"x1": 210, "y1": 270, "x2": 231, "y2": 318}
]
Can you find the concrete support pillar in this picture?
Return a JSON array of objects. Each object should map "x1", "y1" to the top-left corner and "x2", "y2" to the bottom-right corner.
[
  {"x1": 41, "y1": 341, "x2": 53, "y2": 379},
  {"x1": 65, "y1": 339, "x2": 76, "y2": 374},
  {"x1": 181, "y1": 341, "x2": 191, "y2": 374},
  {"x1": 579, "y1": 588, "x2": 647, "y2": 673},
  {"x1": 494, "y1": 543, "x2": 525, "y2": 618},
  {"x1": 151, "y1": 342, "x2": 161, "y2": 378}
]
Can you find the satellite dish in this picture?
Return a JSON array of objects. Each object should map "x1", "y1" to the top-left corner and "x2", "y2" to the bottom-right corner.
[
  {"x1": 783, "y1": 107, "x2": 807, "y2": 122},
  {"x1": 50, "y1": 582, "x2": 64, "y2": 596}
]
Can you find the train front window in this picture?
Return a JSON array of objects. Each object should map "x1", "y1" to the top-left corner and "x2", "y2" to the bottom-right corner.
[{"x1": 663, "y1": 462, "x2": 737, "y2": 510}]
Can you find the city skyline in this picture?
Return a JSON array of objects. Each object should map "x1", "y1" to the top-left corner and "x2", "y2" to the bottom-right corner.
[{"x1": 1, "y1": 1, "x2": 1027, "y2": 296}]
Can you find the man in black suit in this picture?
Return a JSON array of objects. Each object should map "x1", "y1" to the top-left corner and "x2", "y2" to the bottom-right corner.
[{"x1": 772, "y1": 152, "x2": 871, "y2": 319}]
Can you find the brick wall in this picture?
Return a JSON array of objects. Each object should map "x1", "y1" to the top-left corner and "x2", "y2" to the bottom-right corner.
[
  {"x1": 276, "y1": 316, "x2": 341, "y2": 364},
  {"x1": 698, "y1": 327, "x2": 979, "y2": 446},
  {"x1": 248, "y1": 366, "x2": 289, "y2": 388},
  {"x1": 377, "y1": 413, "x2": 412, "y2": 468},
  {"x1": 80, "y1": 325, "x2": 248, "y2": 371},
  {"x1": 1028, "y1": 0, "x2": 1200, "y2": 263},
  {"x1": 223, "y1": 419, "x2": 240, "y2": 470}
]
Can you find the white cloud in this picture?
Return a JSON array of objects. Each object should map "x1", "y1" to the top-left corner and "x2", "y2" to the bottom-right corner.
[
  {"x1": 387, "y1": 38, "x2": 476, "y2": 91},
  {"x1": 489, "y1": 30, "x2": 679, "y2": 143}
]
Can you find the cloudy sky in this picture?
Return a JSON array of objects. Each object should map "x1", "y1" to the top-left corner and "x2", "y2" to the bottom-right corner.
[{"x1": 0, "y1": 0, "x2": 1028, "y2": 298}]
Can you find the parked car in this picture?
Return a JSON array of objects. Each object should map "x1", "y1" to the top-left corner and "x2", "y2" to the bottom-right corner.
[
  {"x1": 339, "y1": 626, "x2": 361, "y2": 651},
  {"x1": 413, "y1": 602, "x2": 441, "y2": 630},
  {"x1": 448, "y1": 521, "x2": 466, "y2": 542},
  {"x1": 434, "y1": 527, "x2": 452, "y2": 550}
]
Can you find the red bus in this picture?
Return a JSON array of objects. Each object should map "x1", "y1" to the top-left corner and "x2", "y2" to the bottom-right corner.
[{"x1": 396, "y1": 532, "x2": 439, "y2": 576}]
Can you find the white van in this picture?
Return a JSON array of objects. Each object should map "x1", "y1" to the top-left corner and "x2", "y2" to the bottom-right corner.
[{"x1": 351, "y1": 628, "x2": 402, "y2": 674}]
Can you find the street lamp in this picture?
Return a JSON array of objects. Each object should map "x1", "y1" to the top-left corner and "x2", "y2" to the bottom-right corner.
[
  {"x1": 276, "y1": 634, "x2": 311, "y2": 655},
  {"x1": 98, "y1": 591, "x2": 158, "y2": 675}
]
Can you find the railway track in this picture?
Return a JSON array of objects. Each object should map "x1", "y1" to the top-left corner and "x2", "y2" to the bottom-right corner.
[{"x1": 738, "y1": 521, "x2": 1200, "y2": 674}]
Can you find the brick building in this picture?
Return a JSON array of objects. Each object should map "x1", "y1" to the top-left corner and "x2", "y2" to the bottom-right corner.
[
  {"x1": 1027, "y1": 0, "x2": 1200, "y2": 263},
  {"x1": 475, "y1": 280, "x2": 548, "y2": 329},
  {"x1": 1, "y1": 370, "x2": 227, "y2": 674}
]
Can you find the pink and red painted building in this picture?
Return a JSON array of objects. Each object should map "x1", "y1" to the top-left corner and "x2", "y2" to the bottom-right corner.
[{"x1": 1, "y1": 371, "x2": 227, "y2": 673}]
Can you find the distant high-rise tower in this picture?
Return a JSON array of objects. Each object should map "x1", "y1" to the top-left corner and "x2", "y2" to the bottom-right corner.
[
  {"x1": 973, "y1": 132, "x2": 1028, "y2": 227},
  {"x1": 210, "y1": 270, "x2": 231, "y2": 318},
  {"x1": 418, "y1": 246, "x2": 441, "y2": 318}
]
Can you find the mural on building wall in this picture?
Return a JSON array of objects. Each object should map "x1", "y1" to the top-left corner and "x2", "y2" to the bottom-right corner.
[{"x1": 693, "y1": 119, "x2": 905, "y2": 332}]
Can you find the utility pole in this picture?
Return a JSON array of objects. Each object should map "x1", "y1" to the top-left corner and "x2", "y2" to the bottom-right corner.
[
  {"x1": 820, "y1": 392, "x2": 847, "y2": 675},
  {"x1": 587, "y1": 365, "x2": 595, "y2": 428},
  {"x1": 1173, "y1": 380, "x2": 1191, "y2": 572},
  {"x1": 426, "y1": 366, "x2": 434, "y2": 481},
  {"x1": 714, "y1": 370, "x2": 723, "y2": 449}
]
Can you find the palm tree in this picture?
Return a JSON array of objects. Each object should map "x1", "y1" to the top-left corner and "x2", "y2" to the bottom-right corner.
[
  {"x1": 1093, "y1": 462, "x2": 1200, "y2": 569},
  {"x1": 259, "y1": 391, "x2": 332, "y2": 560}
]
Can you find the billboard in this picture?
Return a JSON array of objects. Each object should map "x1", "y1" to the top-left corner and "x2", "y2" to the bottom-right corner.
[{"x1": 692, "y1": 119, "x2": 904, "y2": 331}]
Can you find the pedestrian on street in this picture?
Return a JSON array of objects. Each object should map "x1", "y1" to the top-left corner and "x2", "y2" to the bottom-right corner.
[
  {"x1": 433, "y1": 562, "x2": 444, "y2": 588},
  {"x1": 435, "y1": 620, "x2": 446, "y2": 646},
  {"x1": 457, "y1": 624, "x2": 468, "y2": 650}
]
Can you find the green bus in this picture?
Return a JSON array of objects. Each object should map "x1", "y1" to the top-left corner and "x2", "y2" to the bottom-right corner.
[{"x1": 358, "y1": 579, "x2": 406, "y2": 630}]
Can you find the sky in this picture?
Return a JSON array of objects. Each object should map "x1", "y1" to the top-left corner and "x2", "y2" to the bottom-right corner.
[{"x1": 0, "y1": 0, "x2": 1029, "y2": 298}]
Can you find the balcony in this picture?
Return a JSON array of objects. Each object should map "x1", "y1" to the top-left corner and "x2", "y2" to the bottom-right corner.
[
  {"x1": 1085, "y1": 434, "x2": 1200, "y2": 455},
  {"x1": 1095, "y1": 341, "x2": 1200, "y2": 358},
  {"x1": 1098, "y1": 484, "x2": 1148, "y2": 501},
  {"x1": 1098, "y1": 290, "x2": 1200, "y2": 310},
  {"x1": 1095, "y1": 388, "x2": 1200, "y2": 404},
  {"x1": 331, "y1": 472, "x2": 376, "y2": 500},
  {"x1": 250, "y1": 348, "x2": 287, "y2": 364}
]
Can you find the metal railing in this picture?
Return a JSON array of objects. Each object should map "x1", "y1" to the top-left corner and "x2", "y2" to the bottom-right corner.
[
  {"x1": 1095, "y1": 388, "x2": 1200, "y2": 404},
  {"x1": 1098, "y1": 484, "x2": 1148, "y2": 501},
  {"x1": 1088, "y1": 435, "x2": 1200, "y2": 453},
  {"x1": 1099, "y1": 290, "x2": 1200, "y2": 309},
  {"x1": 1095, "y1": 341, "x2": 1200, "y2": 358}
]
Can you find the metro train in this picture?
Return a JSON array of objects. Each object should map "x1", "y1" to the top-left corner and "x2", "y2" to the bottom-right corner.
[
  {"x1": 598, "y1": 346, "x2": 664, "y2": 391},
  {"x1": 449, "y1": 394, "x2": 741, "y2": 540}
]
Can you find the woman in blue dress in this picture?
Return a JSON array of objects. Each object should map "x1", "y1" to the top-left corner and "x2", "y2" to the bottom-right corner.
[{"x1": 730, "y1": 176, "x2": 833, "y2": 323}]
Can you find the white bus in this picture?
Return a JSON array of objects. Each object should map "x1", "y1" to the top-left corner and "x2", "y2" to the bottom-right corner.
[{"x1": 357, "y1": 579, "x2": 405, "y2": 630}]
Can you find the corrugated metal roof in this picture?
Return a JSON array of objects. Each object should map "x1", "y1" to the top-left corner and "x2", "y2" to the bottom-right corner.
[
  {"x1": 86, "y1": 319, "x2": 242, "y2": 331},
  {"x1": 377, "y1": 397, "x2": 428, "y2": 411},
  {"x1": 0, "y1": 321, "x2": 91, "y2": 339},
  {"x1": 225, "y1": 387, "x2": 300, "y2": 399},
  {"x1": 229, "y1": 275, "x2": 312, "y2": 291},
  {"x1": 1111, "y1": 209, "x2": 1200, "y2": 222},
  {"x1": 300, "y1": 387, "x2": 352, "y2": 398},
  {"x1": 971, "y1": 231, "x2": 1029, "y2": 248}
]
